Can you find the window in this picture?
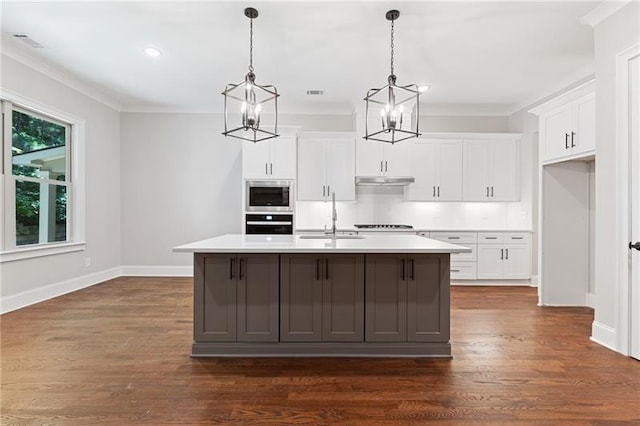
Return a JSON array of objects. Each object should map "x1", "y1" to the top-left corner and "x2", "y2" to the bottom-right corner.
[{"x1": 1, "y1": 99, "x2": 86, "y2": 262}]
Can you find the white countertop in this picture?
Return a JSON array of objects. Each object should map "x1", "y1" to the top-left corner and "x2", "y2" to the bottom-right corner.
[
  {"x1": 173, "y1": 234, "x2": 471, "y2": 254},
  {"x1": 296, "y1": 228, "x2": 532, "y2": 233}
]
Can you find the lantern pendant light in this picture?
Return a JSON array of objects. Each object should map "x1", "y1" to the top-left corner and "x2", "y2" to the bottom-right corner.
[
  {"x1": 222, "y1": 7, "x2": 279, "y2": 143},
  {"x1": 364, "y1": 10, "x2": 420, "y2": 144}
]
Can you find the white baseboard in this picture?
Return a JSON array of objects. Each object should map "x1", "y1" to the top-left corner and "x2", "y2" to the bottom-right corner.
[
  {"x1": 120, "y1": 265, "x2": 193, "y2": 277},
  {"x1": 451, "y1": 279, "x2": 532, "y2": 286},
  {"x1": 530, "y1": 275, "x2": 539, "y2": 287},
  {"x1": 590, "y1": 321, "x2": 617, "y2": 352},
  {"x1": 0, "y1": 266, "x2": 121, "y2": 314}
]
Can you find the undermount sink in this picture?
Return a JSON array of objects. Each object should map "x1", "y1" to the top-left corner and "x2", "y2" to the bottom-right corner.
[{"x1": 299, "y1": 235, "x2": 365, "y2": 240}]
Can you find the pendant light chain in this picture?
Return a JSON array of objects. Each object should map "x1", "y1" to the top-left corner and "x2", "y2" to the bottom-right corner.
[
  {"x1": 390, "y1": 18, "x2": 395, "y2": 76},
  {"x1": 248, "y1": 17, "x2": 254, "y2": 73}
]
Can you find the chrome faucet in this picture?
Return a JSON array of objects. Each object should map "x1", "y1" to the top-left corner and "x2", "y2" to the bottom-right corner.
[{"x1": 324, "y1": 192, "x2": 337, "y2": 240}]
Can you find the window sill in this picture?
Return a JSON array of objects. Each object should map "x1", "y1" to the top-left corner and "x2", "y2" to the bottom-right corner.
[{"x1": 0, "y1": 241, "x2": 86, "y2": 263}]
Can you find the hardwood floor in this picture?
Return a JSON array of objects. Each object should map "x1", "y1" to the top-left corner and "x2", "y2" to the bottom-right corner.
[{"x1": 2, "y1": 277, "x2": 639, "y2": 424}]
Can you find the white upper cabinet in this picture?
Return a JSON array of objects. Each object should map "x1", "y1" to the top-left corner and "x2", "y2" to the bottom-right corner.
[
  {"x1": 355, "y1": 139, "x2": 411, "y2": 176},
  {"x1": 242, "y1": 135, "x2": 297, "y2": 179},
  {"x1": 297, "y1": 132, "x2": 355, "y2": 201},
  {"x1": 407, "y1": 139, "x2": 462, "y2": 201},
  {"x1": 462, "y1": 138, "x2": 520, "y2": 201},
  {"x1": 531, "y1": 81, "x2": 595, "y2": 164}
]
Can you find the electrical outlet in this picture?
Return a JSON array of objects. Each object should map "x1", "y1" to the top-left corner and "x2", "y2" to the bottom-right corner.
[{"x1": 85, "y1": 257, "x2": 91, "y2": 267}]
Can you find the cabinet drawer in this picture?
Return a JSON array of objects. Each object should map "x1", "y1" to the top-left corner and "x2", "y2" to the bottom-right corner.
[
  {"x1": 450, "y1": 262, "x2": 477, "y2": 280},
  {"x1": 451, "y1": 244, "x2": 476, "y2": 262},
  {"x1": 430, "y1": 232, "x2": 477, "y2": 244},
  {"x1": 478, "y1": 233, "x2": 504, "y2": 244},
  {"x1": 504, "y1": 233, "x2": 530, "y2": 244}
]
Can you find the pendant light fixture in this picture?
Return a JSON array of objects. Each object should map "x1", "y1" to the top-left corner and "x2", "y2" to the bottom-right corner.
[
  {"x1": 222, "y1": 7, "x2": 279, "y2": 143},
  {"x1": 364, "y1": 10, "x2": 420, "y2": 144}
]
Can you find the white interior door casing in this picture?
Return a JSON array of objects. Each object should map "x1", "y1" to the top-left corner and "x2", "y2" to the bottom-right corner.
[{"x1": 629, "y1": 54, "x2": 640, "y2": 360}]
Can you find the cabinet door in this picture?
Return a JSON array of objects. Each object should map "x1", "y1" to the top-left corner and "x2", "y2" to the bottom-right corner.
[
  {"x1": 407, "y1": 141, "x2": 439, "y2": 201},
  {"x1": 437, "y1": 141, "x2": 463, "y2": 201},
  {"x1": 297, "y1": 139, "x2": 326, "y2": 201},
  {"x1": 407, "y1": 254, "x2": 450, "y2": 342},
  {"x1": 237, "y1": 254, "x2": 279, "y2": 342},
  {"x1": 462, "y1": 140, "x2": 491, "y2": 201},
  {"x1": 280, "y1": 254, "x2": 323, "y2": 342},
  {"x1": 326, "y1": 138, "x2": 356, "y2": 201},
  {"x1": 502, "y1": 245, "x2": 531, "y2": 279},
  {"x1": 477, "y1": 246, "x2": 504, "y2": 279},
  {"x1": 270, "y1": 136, "x2": 297, "y2": 179},
  {"x1": 194, "y1": 254, "x2": 237, "y2": 342},
  {"x1": 365, "y1": 254, "x2": 407, "y2": 342},
  {"x1": 490, "y1": 139, "x2": 519, "y2": 201},
  {"x1": 322, "y1": 254, "x2": 365, "y2": 342},
  {"x1": 544, "y1": 105, "x2": 572, "y2": 161},
  {"x1": 382, "y1": 142, "x2": 411, "y2": 176},
  {"x1": 356, "y1": 138, "x2": 383, "y2": 176},
  {"x1": 573, "y1": 95, "x2": 595, "y2": 154},
  {"x1": 242, "y1": 140, "x2": 271, "y2": 179}
]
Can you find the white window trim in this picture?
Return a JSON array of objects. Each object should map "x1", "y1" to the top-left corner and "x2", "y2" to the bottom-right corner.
[{"x1": 0, "y1": 89, "x2": 86, "y2": 263}]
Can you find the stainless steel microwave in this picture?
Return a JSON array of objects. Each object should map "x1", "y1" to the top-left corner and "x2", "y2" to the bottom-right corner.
[{"x1": 245, "y1": 180, "x2": 293, "y2": 212}]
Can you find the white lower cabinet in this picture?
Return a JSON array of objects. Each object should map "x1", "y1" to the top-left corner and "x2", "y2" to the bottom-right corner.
[
  {"x1": 477, "y1": 232, "x2": 531, "y2": 279},
  {"x1": 423, "y1": 231, "x2": 531, "y2": 281}
]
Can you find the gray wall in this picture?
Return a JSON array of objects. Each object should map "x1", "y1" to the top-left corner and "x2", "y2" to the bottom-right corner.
[
  {"x1": 593, "y1": 2, "x2": 640, "y2": 333},
  {"x1": 0, "y1": 55, "x2": 121, "y2": 299},
  {"x1": 420, "y1": 115, "x2": 508, "y2": 133}
]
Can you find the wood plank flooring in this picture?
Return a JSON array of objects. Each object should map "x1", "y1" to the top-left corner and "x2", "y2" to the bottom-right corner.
[{"x1": 2, "y1": 277, "x2": 639, "y2": 424}]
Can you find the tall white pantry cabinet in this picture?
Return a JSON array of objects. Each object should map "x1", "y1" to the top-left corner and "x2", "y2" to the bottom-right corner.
[{"x1": 530, "y1": 80, "x2": 596, "y2": 306}]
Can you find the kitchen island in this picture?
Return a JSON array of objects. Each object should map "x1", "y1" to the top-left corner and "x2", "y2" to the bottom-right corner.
[{"x1": 174, "y1": 234, "x2": 469, "y2": 358}]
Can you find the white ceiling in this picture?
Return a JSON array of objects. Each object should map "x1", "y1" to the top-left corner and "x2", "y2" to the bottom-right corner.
[{"x1": 1, "y1": 1, "x2": 599, "y2": 115}]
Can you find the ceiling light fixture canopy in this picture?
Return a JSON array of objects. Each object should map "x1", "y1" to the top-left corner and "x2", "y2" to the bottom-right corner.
[
  {"x1": 364, "y1": 10, "x2": 421, "y2": 144},
  {"x1": 222, "y1": 7, "x2": 279, "y2": 143}
]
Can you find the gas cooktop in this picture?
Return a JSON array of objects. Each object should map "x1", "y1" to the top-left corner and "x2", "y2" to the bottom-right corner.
[{"x1": 354, "y1": 224, "x2": 414, "y2": 229}]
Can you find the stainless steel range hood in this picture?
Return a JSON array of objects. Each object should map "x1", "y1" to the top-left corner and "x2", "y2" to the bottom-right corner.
[{"x1": 355, "y1": 176, "x2": 415, "y2": 186}]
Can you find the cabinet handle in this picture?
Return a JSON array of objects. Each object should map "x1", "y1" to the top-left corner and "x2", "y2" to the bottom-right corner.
[
  {"x1": 491, "y1": 186, "x2": 494, "y2": 197},
  {"x1": 565, "y1": 133, "x2": 569, "y2": 149},
  {"x1": 270, "y1": 163, "x2": 273, "y2": 175},
  {"x1": 500, "y1": 249, "x2": 504, "y2": 260},
  {"x1": 486, "y1": 186, "x2": 490, "y2": 197},
  {"x1": 385, "y1": 161, "x2": 388, "y2": 172},
  {"x1": 437, "y1": 186, "x2": 440, "y2": 197},
  {"x1": 451, "y1": 269, "x2": 461, "y2": 273},
  {"x1": 325, "y1": 259, "x2": 329, "y2": 280},
  {"x1": 485, "y1": 237, "x2": 498, "y2": 240},
  {"x1": 511, "y1": 236, "x2": 524, "y2": 240},
  {"x1": 506, "y1": 248, "x2": 509, "y2": 260},
  {"x1": 571, "y1": 132, "x2": 576, "y2": 148},
  {"x1": 401, "y1": 259, "x2": 406, "y2": 281},
  {"x1": 239, "y1": 258, "x2": 244, "y2": 280},
  {"x1": 327, "y1": 185, "x2": 331, "y2": 195},
  {"x1": 265, "y1": 163, "x2": 268, "y2": 175},
  {"x1": 380, "y1": 161, "x2": 383, "y2": 172},
  {"x1": 433, "y1": 186, "x2": 436, "y2": 197},
  {"x1": 322, "y1": 185, "x2": 325, "y2": 197},
  {"x1": 230, "y1": 258, "x2": 235, "y2": 279},
  {"x1": 448, "y1": 236, "x2": 460, "y2": 240},
  {"x1": 316, "y1": 259, "x2": 320, "y2": 281},
  {"x1": 411, "y1": 259, "x2": 415, "y2": 280}
]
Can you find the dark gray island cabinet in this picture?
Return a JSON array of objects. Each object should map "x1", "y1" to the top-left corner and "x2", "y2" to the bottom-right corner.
[{"x1": 175, "y1": 234, "x2": 468, "y2": 357}]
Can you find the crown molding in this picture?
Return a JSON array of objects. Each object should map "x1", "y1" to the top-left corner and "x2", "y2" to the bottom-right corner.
[
  {"x1": 1, "y1": 44, "x2": 122, "y2": 111},
  {"x1": 508, "y1": 64, "x2": 595, "y2": 116},
  {"x1": 581, "y1": 1, "x2": 631, "y2": 28}
]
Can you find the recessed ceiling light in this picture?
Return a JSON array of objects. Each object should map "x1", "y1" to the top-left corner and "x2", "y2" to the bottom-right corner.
[
  {"x1": 144, "y1": 47, "x2": 161, "y2": 57},
  {"x1": 418, "y1": 85, "x2": 430, "y2": 93}
]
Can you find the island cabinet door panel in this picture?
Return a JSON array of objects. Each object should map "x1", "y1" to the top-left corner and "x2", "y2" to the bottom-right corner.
[
  {"x1": 365, "y1": 254, "x2": 408, "y2": 342},
  {"x1": 322, "y1": 254, "x2": 365, "y2": 342},
  {"x1": 407, "y1": 254, "x2": 450, "y2": 343},
  {"x1": 280, "y1": 254, "x2": 323, "y2": 342},
  {"x1": 237, "y1": 254, "x2": 279, "y2": 342},
  {"x1": 195, "y1": 254, "x2": 237, "y2": 342}
]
